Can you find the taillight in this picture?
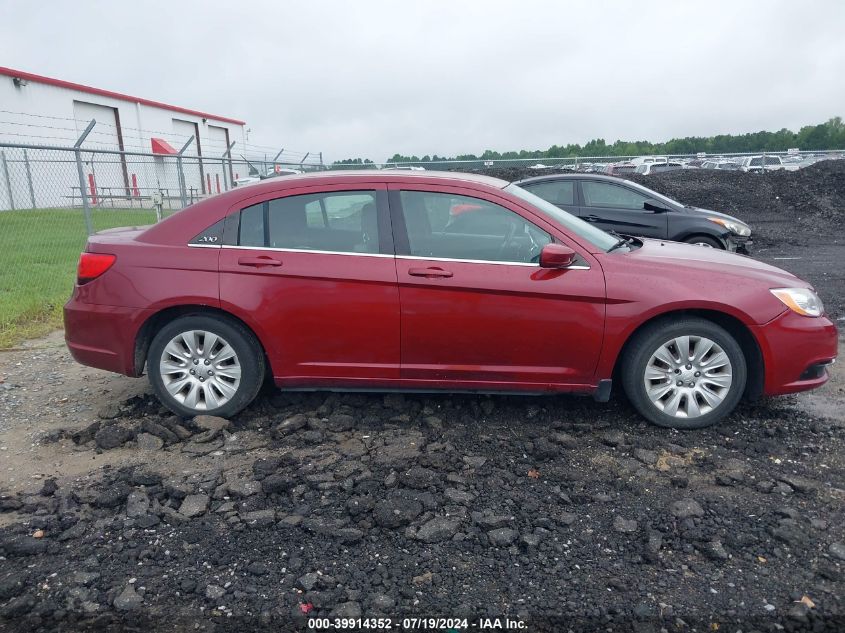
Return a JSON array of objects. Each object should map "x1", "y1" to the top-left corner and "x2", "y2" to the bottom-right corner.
[{"x1": 77, "y1": 252, "x2": 116, "y2": 285}]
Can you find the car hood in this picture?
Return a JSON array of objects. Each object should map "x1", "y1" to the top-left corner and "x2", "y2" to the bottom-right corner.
[
  {"x1": 684, "y1": 206, "x2": 747, "y2": 226},
  {"x1": 616, "y1": 238, "x2": 807, "y2": 288}
]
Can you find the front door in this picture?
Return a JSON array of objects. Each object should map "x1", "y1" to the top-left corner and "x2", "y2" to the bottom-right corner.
[
  {"x1": 578, "y1": 179, "x2": 667, "y2": 238},
  {"x1": 390, "y1": 185, "x2": 605, "y2": 389},
  {"x1": 219, "y1": 184, "x2": 400, "y2": 386}
]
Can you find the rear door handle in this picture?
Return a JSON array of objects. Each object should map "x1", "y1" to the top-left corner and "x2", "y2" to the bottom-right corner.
[
  {"x1": 238, "y1": 256, "x2": 283, "y2": 268},
  {"x1": 584, "y1": 215, "x2": 600, "y2": 222},
  {"x1": 408, "y1": 266, "x2": 453, "y2": 278}
]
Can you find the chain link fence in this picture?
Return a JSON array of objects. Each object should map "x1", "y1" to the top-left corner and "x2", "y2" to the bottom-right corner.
[
  {"x1": 338, "y1": 150, "x2": 844, "y2": 172},
  {"x1": 0, "y1": 119, "x2": 322, "y2": 346}
]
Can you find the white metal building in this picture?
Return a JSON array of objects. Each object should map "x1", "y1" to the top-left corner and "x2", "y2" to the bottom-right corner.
[{"x1": 0, "y1": 66, "x2": 248, "y2": 207}]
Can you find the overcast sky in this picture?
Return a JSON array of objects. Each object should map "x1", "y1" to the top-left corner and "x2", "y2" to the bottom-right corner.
[{"x1": 3, "y1": 0, "x2": 844, "y2": 162}]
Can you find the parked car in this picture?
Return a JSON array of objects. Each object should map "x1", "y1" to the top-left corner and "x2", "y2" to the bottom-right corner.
[
  {"x1": 604, "y1": 162, "x2": 637, "y2": 176},
  {"x1": 513, "y1": 173, "x2": 752, "y2": 251},
  {"x1": 264, "y1": 167, "x2": 303, "y2": 178},
  {"x1": 585, "y1": 162, "x2": 609, "y2": 173},
  {"x1": 65, "y1": 171, "x2": 836, "y2": 429},
  {"x1": 630, "y1": 156, "x2": 667, "y2": 166},
  {"x1": 635, "y1": 161, "x2": 683, "y2": 175},
  {"x1": 700, "y1": 160, "x2": 740, "y2": 171},
  {"x1": 739, "y1": 155, "x2": 784, "y2": 173},
  {"x1": 235, "y1": 168, "x2": 303, "y2": 187}
]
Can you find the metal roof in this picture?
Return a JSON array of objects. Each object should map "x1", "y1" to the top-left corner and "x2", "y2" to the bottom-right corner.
[{"x1": 0, "y1": 66, "x2": 246, "y2": 126}]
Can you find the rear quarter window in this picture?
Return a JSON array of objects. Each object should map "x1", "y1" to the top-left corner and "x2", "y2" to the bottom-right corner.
[{"x1": 189, "y1": 218, "x2": 226, "y2": 246}]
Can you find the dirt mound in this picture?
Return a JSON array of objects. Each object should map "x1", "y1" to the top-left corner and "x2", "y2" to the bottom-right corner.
[{"x1": 628, "y1": 160, "x2": 845, "y2": 244}]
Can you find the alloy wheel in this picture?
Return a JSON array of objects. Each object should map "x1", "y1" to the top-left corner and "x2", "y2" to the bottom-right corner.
[
  {"x1": 643, "y1": 335, "x2": 733, "y2": 418},
  {"x1": 159, "y1": 330, "x2": 242, "y2": 411}
]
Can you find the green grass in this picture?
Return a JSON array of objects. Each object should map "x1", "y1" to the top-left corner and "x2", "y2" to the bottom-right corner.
[{"x1": 0, "y1": 208, "x2": 159, "y2": 348}]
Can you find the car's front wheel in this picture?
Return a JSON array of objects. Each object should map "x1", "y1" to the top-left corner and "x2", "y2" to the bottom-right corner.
[
  {"x1": 148, "y1": 315, "x2": 265, "y2": 418},
  {"x1": 622, "y1": 318, "x2": 746, "y2": 429},
  {"x1": 684, "y1": 235, "x2": 723, "y2": 249}
]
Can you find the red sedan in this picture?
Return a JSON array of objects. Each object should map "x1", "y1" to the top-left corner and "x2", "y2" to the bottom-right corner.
[{"x1": 64, "y1": 171, "x2": 837, "y2": 429}]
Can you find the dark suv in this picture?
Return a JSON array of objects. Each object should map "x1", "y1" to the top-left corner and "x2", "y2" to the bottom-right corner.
[{"x1": 514, "y1": 173, "x2": 752, "y2": 251}]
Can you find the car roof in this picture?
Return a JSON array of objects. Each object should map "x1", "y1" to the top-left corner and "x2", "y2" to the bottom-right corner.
[
  {"x1": 514, "y1": 173, "x2": 632, "y2": 185},
  {"x1": 236, "y1": 169, "x2": 510, "y2": 192},
  {"x1": 511, "y1": 172, "x2": 683, "y2": 207},
  {"x1": 138, "y1": 170, "x2": 516, "y2": 246}
]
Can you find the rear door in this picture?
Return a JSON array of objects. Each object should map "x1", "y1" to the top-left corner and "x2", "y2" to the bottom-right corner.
[
  {"x1": 389, "y1": 184, "x2": 605, "y2": 388},
  {"x1": 219, "y1": 183, "x2": 400, "y2": 385},
  {"x1": 578, "y1": 179, "x2": 667, "y2": 238}
]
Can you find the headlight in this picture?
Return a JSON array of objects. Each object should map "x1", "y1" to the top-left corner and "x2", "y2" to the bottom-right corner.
[
  {"x1": 708, "y1": 217, "x2": 751, "y2": 236},
  {"x1": 770, "y1": 288, "x2": 825, "y2": 317}
]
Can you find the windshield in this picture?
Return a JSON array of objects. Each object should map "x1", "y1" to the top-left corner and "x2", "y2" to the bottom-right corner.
[{"x1": 504, "y1": 184, "x2": 619, "y2": 252}]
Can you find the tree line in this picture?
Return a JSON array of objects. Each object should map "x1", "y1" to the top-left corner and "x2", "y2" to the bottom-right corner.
[{"x1": 331, "y1": 117, "x2": 845, "y2": 166}]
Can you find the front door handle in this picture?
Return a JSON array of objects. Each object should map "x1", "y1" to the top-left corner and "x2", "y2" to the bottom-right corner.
[
  {"x1": 408, "y1": 266, "x2": 453, "y2": 278},
  {"x1": 238, "y1": 256, "x2": 283, "y2": 268},
  {"x1": 584, "y1": 215, "x2": 600, "y2": 222}
]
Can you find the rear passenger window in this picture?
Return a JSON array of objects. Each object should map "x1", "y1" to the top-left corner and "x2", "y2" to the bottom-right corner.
[
  {"x1": 523, "y1": 181, "x2": 575, "y2": 205},
  {"x1": 237, "y1": 191, "x2": 380, "y2": 254}
]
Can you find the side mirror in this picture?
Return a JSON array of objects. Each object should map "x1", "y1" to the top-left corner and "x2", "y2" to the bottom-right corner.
[
  {"x1": 644, "y1": 201, "x2": 669, "y2": 213},
  {"x1": 539, "y1": 243, "x2": 577, "y2": 269}
]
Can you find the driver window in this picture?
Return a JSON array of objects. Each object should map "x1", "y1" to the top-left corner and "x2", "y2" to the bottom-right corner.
[
  {"x1": 399, "y1": 190, "x2": 552, "y2": 264},
  {"x1": 582, "y1": 182, "x2": 650, "y2": 210}
]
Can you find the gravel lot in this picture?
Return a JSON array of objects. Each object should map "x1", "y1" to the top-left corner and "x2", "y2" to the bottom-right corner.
[{"x1": 1, "y1": 164, "x2": 844, "y2": 632}]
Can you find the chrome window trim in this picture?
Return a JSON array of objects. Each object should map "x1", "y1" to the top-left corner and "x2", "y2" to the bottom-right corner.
[
  {"x1": 195, "y1": 189, "x2": 594, "y2": 268},
  {"x1": 196, "y1": 244, "x2": 590, "y2": 269},
  {"x1": 397, "y1": 254, "x2": 590, "y2": 270},
  {"x1": 219, "y1": 244, "x2": 394, "y2": 258},
  {"x1": 397, "y1": 254, "x2": 537, "y2": 267}
]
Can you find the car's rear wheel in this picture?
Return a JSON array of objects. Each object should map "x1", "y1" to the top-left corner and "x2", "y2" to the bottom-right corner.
[
  {"x1": 621, "y1": 318, "x2": 746, "y2": 429},
  {"x1": 148, "y1": 315, "x2": 265, "y2": 418},
  {"x1": 684, "y1": 235, "x2": 723, "y2": 249}
]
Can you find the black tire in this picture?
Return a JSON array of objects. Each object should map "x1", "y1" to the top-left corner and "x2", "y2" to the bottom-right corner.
[
  {"x1": 621, "y1": 318, "x2": 746, "y2": 429},
  {"x1": 148, "y1": 314, "x2": 265, "y2": 418},
  {"x1": 684, "y1": 235, "x2": 723, "y2": 249}
]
